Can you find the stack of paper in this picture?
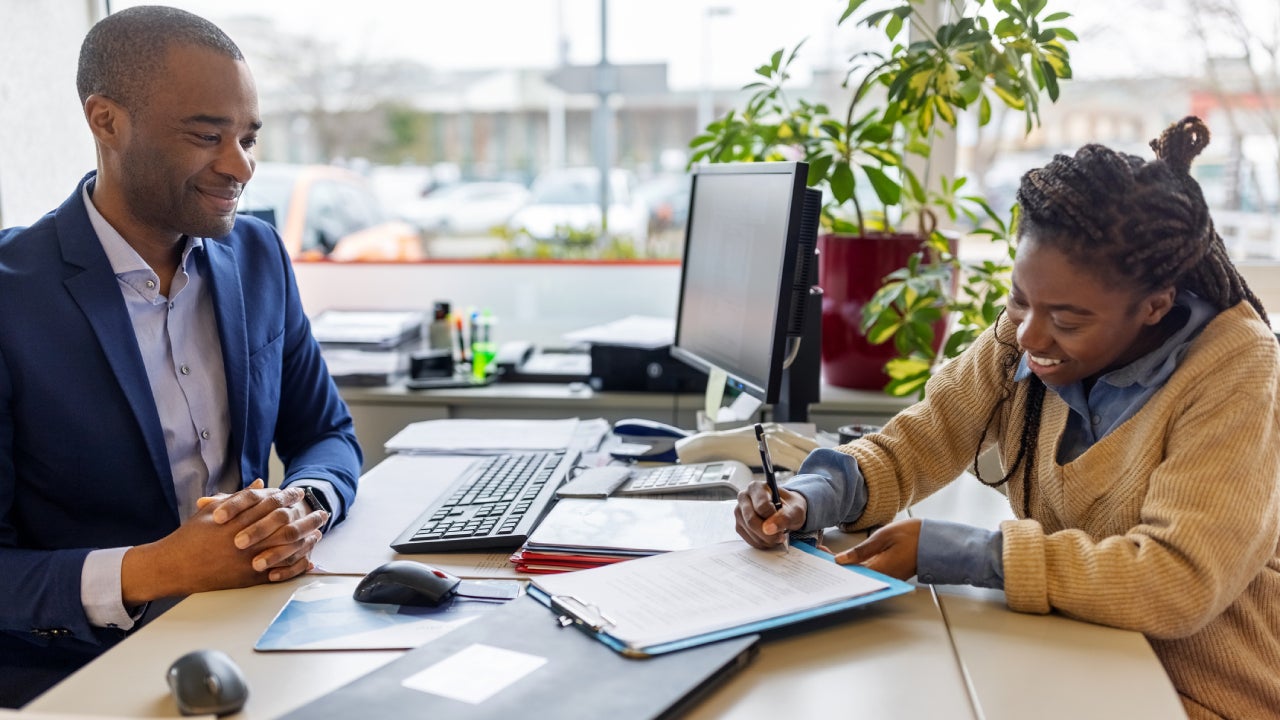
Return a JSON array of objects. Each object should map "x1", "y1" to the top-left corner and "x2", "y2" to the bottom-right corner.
[
  {"x1": 384, "y1": 418, "x2": 583, "y2": 455},
  {"x1": 509, "y1": 497, "x2": 740, "y2": 573}
]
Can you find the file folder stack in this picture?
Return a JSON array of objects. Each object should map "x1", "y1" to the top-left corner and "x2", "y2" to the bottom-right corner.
[{"x1": 508, "y1": 497, "x2": 740, "y2": 574}]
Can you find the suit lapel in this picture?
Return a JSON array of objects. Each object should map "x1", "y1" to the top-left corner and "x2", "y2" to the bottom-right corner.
[
  {"x1": 201, "y1": 239, "x2": 249, "y2": 471},
  {"x1": 56, "y1": 176, "x2": 176, "y2": 505}
]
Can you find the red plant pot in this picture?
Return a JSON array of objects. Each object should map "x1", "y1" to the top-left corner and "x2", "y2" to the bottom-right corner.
[{"x1": 819, "y1": 232, "x2": 933, "y2": 390}]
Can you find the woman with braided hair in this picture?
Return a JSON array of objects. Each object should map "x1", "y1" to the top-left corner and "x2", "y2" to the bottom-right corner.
[{"x1": 735, "y1": 117, "x2": 1280, "y2": 718}]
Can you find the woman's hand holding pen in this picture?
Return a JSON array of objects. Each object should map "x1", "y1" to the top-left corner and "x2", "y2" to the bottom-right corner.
[{"x1": 734, "y1": 482, "x2": 807, "y2": 549}]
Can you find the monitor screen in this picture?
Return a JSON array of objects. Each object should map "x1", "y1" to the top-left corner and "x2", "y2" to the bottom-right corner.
[{"x1": 671, "y1": 161, "x2": 820, "y2": 419}]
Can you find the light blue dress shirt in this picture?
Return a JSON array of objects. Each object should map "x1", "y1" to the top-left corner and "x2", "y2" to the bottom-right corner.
[{"x1": 788, "y1": 291, "x2": 1216, "y2": 589}]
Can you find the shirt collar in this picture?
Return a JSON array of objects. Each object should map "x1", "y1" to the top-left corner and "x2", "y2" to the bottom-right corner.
[
  {"x1": 81, "y1": 179, "x2": 205, "y2": 276},
  {"x1": 1012, "y1": 290, "x2": 1217, "y2": 389}
]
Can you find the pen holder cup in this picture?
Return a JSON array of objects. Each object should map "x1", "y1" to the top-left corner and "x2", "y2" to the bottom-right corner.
[{"x1": 471, "y1": 342, "x2": 497, "y2": 379}]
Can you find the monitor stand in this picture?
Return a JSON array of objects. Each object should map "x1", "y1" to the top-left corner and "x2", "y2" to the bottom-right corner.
[{"x1": 773, "y1": 286, "x2": 822, "y2": 424}]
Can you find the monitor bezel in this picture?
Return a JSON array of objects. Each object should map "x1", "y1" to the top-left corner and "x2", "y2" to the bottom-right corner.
[{"x1": 669, "y1": 161, "x2": 811, "y2": 404}]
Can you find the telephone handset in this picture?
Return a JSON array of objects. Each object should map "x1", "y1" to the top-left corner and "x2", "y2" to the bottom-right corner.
[{"x1": 675, "y1": 423, "x2": 819, "y2": 472}]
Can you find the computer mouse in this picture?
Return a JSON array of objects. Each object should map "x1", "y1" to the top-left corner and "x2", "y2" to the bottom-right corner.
[
  {"x1": 166, "y1": 648, "x2": 249, "y2": 717},
  {"x1": 353, "y1": 560, "x2": 461, "y2": 607}
]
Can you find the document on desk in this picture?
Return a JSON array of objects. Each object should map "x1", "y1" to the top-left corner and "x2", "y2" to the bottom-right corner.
[
  {"x1": 530, "y1": 540, "x2": 914, "y2": 656},
  {"x1": 384, "y1": 418, "x2": 581, "y2": 454}
]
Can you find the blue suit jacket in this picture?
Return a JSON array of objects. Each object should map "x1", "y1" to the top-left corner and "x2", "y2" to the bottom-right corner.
[{"x1": 0, "y1": 174, "x2": 362, "y2": 695}]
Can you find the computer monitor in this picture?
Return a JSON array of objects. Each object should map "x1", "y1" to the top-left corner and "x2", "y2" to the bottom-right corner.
[{"x1": 670, "y1": 161, "x2": 823, "y2": 423}]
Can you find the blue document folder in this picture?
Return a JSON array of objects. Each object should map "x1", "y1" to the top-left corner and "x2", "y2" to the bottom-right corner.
[{"x1": 528, "y1": 541, "x2": 914, "y2": 657}]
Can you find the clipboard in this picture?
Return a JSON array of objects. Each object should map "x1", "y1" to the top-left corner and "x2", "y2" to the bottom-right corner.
[{"x1": 528, "y1": 541, "x2": 914, "y2": 657}]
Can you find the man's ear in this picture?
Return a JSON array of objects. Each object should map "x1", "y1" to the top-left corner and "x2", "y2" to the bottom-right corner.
[
  {"x1": 84, "y1": 94, "x2": 129, "y2": 150},
  {"x1": 1141, "y1": 287, "x2": 1177, "y2": 326}
]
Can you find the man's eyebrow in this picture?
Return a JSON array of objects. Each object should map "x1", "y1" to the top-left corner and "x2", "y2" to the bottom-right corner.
[{"x1": 182, "y1": 114, "x2": 263, "y2": 132}]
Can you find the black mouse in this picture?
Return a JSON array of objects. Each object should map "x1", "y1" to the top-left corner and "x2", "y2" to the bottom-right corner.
[
  {"x1": 166, "y1": 648, "x2": 249, "y2": 717},
  {"x1": 354, "y1": 560, "x2": 461, "y2": 607}
]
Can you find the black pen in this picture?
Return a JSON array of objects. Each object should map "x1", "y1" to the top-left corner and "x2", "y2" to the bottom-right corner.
[
  {"x1": 754, "y1": 423, "x2": 788, "y2": 551},
  {"x1": 753, "y1": 423, "x2": 782, "y2": 509}
]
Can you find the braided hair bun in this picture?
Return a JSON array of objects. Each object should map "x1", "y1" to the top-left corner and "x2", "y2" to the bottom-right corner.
[{"x1": 1015, "y1": 116, "x2": 1264, "y2": 319}]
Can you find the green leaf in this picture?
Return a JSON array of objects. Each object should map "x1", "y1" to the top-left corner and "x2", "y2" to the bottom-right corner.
[
  {"x1": 1043, "y1": 11, "x2": 1071, "y2": 22},
  {"x1": 830, "y1": 160, "x2": 856, "y2": 204},
  {"x1": 807, "y1": 156, "x2": 833, "y2": 187},
  {"x1": 840, "y1": 0, "x2": 871, "y2": 25},
  {"x1": 857, "y1": 123, "x2": 893, "y2": 143},
  {"x1": 978, "y1": 93, "x2": 992, "y2": 125},
  {"x1": 1040, "y1": 59, "x2": 1060, "y2": 100},
  {"x1": 886, "y1": 12, "x2": 904, "y2": 41},
  {"x1": 862, "y1": 146, "x2": 900, "y2": 166},
  {"x1": 864, "y1": 314, "x2": 902, "y2": 345},
  {"x1": 862, "y1": 165, "x2": 902, "y2": 205},
  {"x1": 770, "y1": 49, "x2": 784, "y2": 72}
]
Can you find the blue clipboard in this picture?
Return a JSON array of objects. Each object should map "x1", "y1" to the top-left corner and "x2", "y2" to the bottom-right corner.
[{"x1": 527, "y1": 542, "x2": 914, "y2": 657}]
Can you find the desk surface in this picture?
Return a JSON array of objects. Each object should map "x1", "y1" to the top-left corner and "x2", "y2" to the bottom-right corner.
[{"x1": 27, "y1": 455, "x2": 1183, "y2": 719}]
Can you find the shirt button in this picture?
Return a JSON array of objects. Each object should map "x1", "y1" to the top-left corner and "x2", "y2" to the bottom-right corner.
[
  {"x1": 145, "y1": 280, "x2": 156, "y2": 289},
  {"x1": 180, "y1": 365, "x2": 190, "y2": 375},
  {"x1": 200, "y1": 429, "x2": 210, "y2": 440},
  {"x1": 169, "y1": 302, "x2": 175, "y2": 309},
  {"x1": 1091, "y1": 414, "x2": 1101, "y2": 425}
]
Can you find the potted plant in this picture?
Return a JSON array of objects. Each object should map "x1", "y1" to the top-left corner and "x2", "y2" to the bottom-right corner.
[{"x1": 689, "y1": 0, "x2": 1075, "y2": 396}]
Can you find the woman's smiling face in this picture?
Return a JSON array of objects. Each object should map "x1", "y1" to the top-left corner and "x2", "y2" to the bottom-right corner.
[{"x1": 1006, "y1": 230, "x2": 1176, "y2": 386}]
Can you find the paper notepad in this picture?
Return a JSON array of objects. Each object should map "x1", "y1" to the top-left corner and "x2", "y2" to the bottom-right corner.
[{"x1": 530, "y1": 541, "x2": 913, "y2": 655}]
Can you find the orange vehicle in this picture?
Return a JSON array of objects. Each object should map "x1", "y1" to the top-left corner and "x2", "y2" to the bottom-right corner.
[{"x1": 238, "y1": 163, "x2": 425, "y2": 261}]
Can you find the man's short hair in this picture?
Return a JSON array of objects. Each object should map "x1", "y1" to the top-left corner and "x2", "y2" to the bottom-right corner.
[{"x1": 76, "y1": 5, "x2": 244, "y2": 112}]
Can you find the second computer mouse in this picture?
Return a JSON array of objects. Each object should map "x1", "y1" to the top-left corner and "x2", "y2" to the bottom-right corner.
[
  {"x1": 166, "y1": 648, "x2": 249, "y2": 717},
  {"x1": 354, "y1": 560, "x2": 462, "y2": 607}
]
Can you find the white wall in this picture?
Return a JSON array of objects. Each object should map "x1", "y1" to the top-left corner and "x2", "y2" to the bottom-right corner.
[
  {"x1": 0, "y1": 1, "x2": 102, "y2": 228},
  {"x1": 293, "y1": 261, "x2": 684, "y2": 347}
]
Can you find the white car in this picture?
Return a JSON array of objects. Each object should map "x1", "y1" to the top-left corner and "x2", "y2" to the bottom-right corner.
[
  {"x1": 507, "y1": 168, "x2": 650, "y2": 250},
  {"x1": 397, "y1": 181, "x2": 531, "y2": 237}
]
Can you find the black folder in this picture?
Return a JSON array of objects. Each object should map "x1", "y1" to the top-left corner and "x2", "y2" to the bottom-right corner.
[{"x1": 279, "y1": 595, "x2": 758, "y2": 720}]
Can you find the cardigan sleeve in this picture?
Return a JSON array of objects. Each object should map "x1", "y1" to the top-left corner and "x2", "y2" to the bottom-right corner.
[{"x1": 836, "y1": 316, "x2": 1019, "y2": 531}]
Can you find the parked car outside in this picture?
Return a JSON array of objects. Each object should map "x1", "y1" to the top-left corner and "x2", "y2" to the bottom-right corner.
[
  {"x1": 238, "y1": 163, "x2": 425, "y2": 261},
  {"x1": 367, "y1": 164, "x2": 434, "y2": 214},
  {"x1": 506, "y1": 167, "x2": 650, "y2": 251},
  {"x1": 397, "y1": 181, "x2": 531, "y2": 237}
]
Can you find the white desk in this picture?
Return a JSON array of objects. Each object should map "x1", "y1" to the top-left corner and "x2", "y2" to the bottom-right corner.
[
  {"x1": 26, "y1": 454, "x2": 1183, "y2": 719},
  {"x1": 908, "y1": 479, "x2": 1185, "y2": 720}
]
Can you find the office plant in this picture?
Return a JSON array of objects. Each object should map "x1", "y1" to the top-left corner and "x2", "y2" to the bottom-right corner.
[{"x1": 689, "y1": 0, "x2": 1075, "y2": 396}]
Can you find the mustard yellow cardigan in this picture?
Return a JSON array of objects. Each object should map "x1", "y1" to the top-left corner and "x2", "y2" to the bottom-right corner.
[{"x1": 842, "y1": 301, "x2": 1280, "y2": 719}]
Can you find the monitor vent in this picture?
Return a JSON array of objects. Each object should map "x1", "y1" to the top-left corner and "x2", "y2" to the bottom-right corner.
[{"x1": 787, "y1": 188, "x2": 822, "y2": 335}]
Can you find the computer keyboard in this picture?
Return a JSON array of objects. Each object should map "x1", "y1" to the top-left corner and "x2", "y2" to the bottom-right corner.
[
  {"x1": 613, "y1": 460, "x2": 753, "y2": 497},
  {"x1": 391, "y1": 449, "x2": 579, "y2": 553}
]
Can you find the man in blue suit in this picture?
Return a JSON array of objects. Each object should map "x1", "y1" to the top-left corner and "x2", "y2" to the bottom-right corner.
[{"x1": 0, "y1": 6, "x2": 362, "y2": 705}]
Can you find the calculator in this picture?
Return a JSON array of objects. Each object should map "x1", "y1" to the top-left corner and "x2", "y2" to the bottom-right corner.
[{"x1": 613, "y1": 460, "x2": 753, "y2": 497}]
